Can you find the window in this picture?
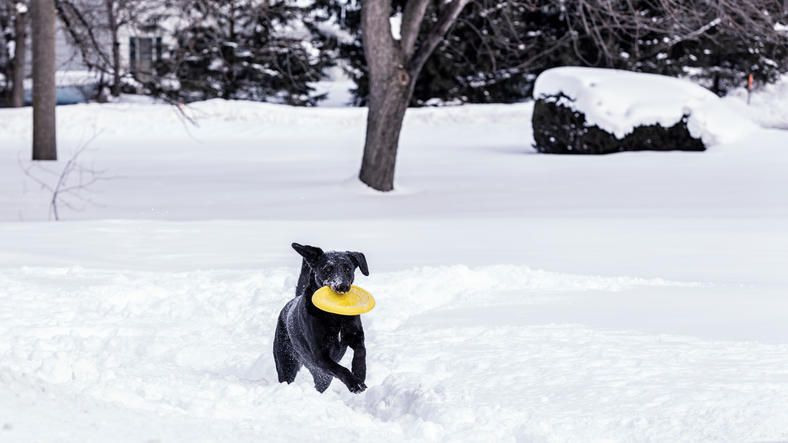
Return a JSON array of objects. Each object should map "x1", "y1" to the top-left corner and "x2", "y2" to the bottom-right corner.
[{"x1": 129, "y1": 36, "x2": 162, "y2": 78}]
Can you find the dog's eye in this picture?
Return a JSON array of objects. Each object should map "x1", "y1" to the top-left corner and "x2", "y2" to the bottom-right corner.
[
  {"x1": 344, "y1": 265, "x2": 351, "y2": 273},
  {"x1": 325, "y1": 266, "x2": 333, "y2": 273}
]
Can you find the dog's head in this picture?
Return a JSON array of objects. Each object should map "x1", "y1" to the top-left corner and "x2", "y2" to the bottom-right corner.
[{"x1": 292, "y1": 243, "x2": 369, "y2": 294}]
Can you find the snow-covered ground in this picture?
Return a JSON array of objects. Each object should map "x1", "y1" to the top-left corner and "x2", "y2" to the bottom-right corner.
[
  {"x1": 1, "y1": 80, "x2": 787, "y2": 441},
  {"x1": 724, "y1": 73, "x2": 788, "y2": 130}
]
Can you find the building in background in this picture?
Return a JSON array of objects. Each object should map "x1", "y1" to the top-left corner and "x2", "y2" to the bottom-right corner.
[{"x1": 19, "y1": 8, "x2": 166, "y2": 105}]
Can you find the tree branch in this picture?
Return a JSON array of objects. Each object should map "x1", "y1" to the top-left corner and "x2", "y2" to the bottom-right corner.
[
  {"x1": 400, "y1": 0, "x2": 430, "y2": 59},
  {"x1": 406, "y1": 0, "x2": 470, "y2": 77},
  {"x1": 54, "y1": 0, "x2": 113, "y2": 72}
]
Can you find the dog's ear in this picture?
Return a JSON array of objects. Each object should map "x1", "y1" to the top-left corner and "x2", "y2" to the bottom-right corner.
[
  {"x1": 292, "y1": 243, "x2": 323, "y2": 266},
  {"x1": 348, "y1": 251, "x2": 369, "y2": 276}
]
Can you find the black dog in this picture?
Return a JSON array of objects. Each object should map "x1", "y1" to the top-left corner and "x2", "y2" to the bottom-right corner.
[{"x1": 273, "y1": 243, "x2": 369, "y2": 393}]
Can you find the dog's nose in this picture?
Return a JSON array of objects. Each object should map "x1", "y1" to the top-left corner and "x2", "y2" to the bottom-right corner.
[{"x1": 335, "y1": 284, "x2": 351, "y2": 293}]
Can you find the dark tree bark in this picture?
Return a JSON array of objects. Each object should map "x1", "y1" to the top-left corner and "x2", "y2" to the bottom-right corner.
[
  {"x1": 105, "y1": 0, "x2": 120, "y2": 96},
  {"x1": 359, "y1": 0, "x2": 469, "y2": 191},
  {"x1": 359, "y1": 0, "x2": 413, "y2": 192},
  {"x1": 10, "y1": 3, "x2": 27, "y2": 107},
  {"x1": 31, "y1": 0, "x2": 56, "y2": 160}
]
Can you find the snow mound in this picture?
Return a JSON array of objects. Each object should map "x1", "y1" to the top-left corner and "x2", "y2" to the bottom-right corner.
[
  {"x1": 2, "y1": 263, "x2": 787, "y2": 441},
  {"x1": 533, "y1": 67, "x2": 756, "y2": 145},
  {"x1": 722, "y1": 73, "x2": 788, "y2": 130}
]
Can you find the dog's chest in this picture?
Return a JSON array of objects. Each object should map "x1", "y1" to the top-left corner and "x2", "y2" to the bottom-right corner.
[
  {"x1": 332, "y1": 328, "x2": 343, "y2": 344},
  {"x1": 330, "y1": 326, "x2": 353, "y2": 348}
]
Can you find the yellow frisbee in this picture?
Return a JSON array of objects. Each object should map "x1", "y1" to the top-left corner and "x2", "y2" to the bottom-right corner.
[{"x1": 312, "y1": 285, "x2": 375, "y2": 316}]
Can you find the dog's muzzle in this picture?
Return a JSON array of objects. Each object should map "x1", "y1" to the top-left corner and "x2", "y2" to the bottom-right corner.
[{"x1": 333, "y1": 284, "x2": 351, "y2": 294}]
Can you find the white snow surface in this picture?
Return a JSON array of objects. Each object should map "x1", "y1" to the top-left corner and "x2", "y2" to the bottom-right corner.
[
  {"x1": 21, "y1": 70, "x2": 102, "y2": 89},
  {"x1": 533, "y1": 67, "x2": 757, "y2": 145},
  {"x1": 1, "y1": 93, "x2": 788, "y2": 441},
  {"x1": 722, "y1": 73, "x2": 788, "y2": 130}
]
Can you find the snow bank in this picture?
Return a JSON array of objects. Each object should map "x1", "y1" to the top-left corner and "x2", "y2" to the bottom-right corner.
[
  {"x1": 2, "y1": 262, "x2": 786, "y2": 442},
  {"x1": 533, "y1": 67, "x2": 757, "y2": 145},
  {"x1": 723, "y1": 73, "x2": 788, "y2": 130},
  {"x1": 1, "y1": 262, "x2": 787, "y2": 442}
]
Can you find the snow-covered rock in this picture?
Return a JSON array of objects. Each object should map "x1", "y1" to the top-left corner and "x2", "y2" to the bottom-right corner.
[{"x1": 531, "y1": 67, "x2": 755, "y2": 153}]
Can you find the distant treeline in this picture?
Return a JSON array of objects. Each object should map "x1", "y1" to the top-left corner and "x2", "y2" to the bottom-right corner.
[{"x1": 2, "y1": 0, "x2": 787, "y2": 106}]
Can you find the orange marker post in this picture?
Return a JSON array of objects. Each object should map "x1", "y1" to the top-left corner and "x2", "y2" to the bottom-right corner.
[{"x1": 747, "y1": 74, "x2": 753, "y2": 105}]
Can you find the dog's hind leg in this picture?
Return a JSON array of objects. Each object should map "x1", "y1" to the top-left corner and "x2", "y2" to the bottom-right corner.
[
  {"x1": 273, "y1": 314, "x2": 300, "y2": 384},
  {"x1": 309, "y1": 367, "x2": 333, "y2": 393}
]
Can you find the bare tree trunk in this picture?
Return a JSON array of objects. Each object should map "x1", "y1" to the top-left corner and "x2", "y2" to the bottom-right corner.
[
  {"x1": 358, "y1": 0, "x2": 405, "y2": 190},
  {"x1": 359, "y1": 79, "x2": 413, "y2": 191},
  {"x1": 104, "y1": 0, "x2": 120, "y2": 96},
  {"x1": 32, "y1": 0, "x2": 56, "y2": 160},
  {"x1": 359, "y1": 0, "x2": 468, "y2": 191},
  {"x1": 359, "y1": 0, "x2": 414, "y2": 192},
  {"x1": 10, "y1": 4, "x2": 27, "y2": 107}
]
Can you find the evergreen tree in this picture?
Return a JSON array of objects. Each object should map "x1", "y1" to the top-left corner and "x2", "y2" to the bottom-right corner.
[
  {"x1": 153, "y1": 0, "x2": 334, "y2": 105},
  {"x1": 411, "y1": 2, "x2": 571, "y2": 104},
  {"x1": 330, "y1": 0, "x2": 788, "y2": 105},
  {"x1": 657, "y1": 14, "x2": 788, "y2": 94},
  {"x1": 0, "y1": 0, "x2": 26, "y2": 106},
  {"x1": 0, "y1": 3, "x2": 10, "y2": 96}
]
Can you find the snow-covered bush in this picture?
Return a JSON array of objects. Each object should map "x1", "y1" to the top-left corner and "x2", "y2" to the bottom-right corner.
[{"x1": 531, "y1": 67, "x2": 725, "y2": 154}]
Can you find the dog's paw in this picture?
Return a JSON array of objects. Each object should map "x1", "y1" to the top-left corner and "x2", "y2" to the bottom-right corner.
[{"x1": 346, "y1": 378, "x2": 367, "y2": 393}]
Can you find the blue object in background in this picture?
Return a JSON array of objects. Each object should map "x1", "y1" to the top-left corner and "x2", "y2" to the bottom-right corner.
[{"x1": 23, "y1": 82, "x2": 98, "y2": 106}]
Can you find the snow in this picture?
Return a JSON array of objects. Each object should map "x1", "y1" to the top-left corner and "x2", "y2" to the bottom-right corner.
[
  {"x1": 313, "y1": 66, "x2": 356, "y2": 106},
  {"x1": 21, "y1": 70, "x2": 102, "y2": 90},
  {"x1": 1, "y1": 88, "x2": 788, "y2": 441},
  {"x1": 722, "y1": 73, "x2": 788, "y2": 130},
  {"x1": 533, "y1": 66, "x2": 758, "y2": 145},
  {"x1": 390, "y1": 14, "x2": 402, "y2": 40}
]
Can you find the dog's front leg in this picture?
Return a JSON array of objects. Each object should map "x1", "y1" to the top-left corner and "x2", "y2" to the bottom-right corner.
[
  {"x1": 315, "y1": 353, "x2": 366, "y2": 393},
  {"x1": 347, "y1": 332, "x2": 366, "y2": 383}
]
